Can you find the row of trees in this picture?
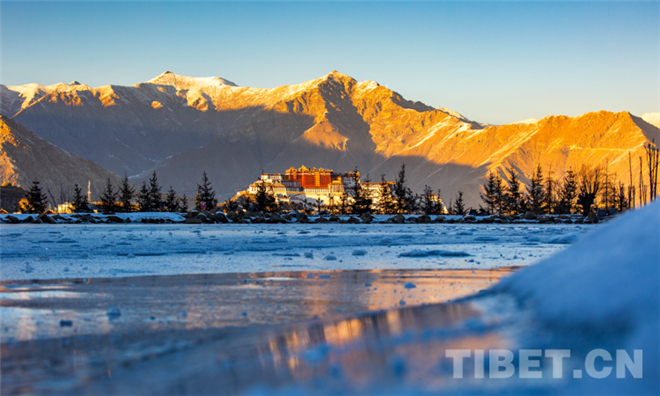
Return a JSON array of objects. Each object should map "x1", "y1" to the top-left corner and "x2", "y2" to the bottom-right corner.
[
  {"x1": 480, "y1": 164, "x2": 636, "y2": 216},
  {"x1": 96, "y1": 171, "x2": 219, "y2": 213},
  {"x1": 19, "y1": 171, "x2": 218, "y2": 214}
]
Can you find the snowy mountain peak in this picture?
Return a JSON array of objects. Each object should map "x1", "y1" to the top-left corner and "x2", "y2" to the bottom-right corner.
[
  {"x1": 322, "y1": 70, "x2": 356, "y2": 83},
  {"x1": 641, "y1": 112, "x2": 660, "y2": 129},
  {"x1": 513, "y1": 118, "x2": 540, "y2": 125},
  {"x1": 147, "y1": 71, "x2": 238, "y2": 90}
]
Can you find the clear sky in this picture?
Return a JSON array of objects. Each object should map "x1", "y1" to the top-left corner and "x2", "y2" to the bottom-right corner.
[{"x1": 1, "y1": 1, "x2": 658, "y2": 124}]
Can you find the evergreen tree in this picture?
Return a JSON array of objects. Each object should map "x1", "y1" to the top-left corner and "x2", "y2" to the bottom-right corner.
[
  {"x1": 72, "y1": 183, "x2": 89, "y2": 211},
  {"x1": 556, "y1": 169, "x2": 578, "y2": 214},
  {"x1": 148, "y1": 171, "x2": 162, "y2": 211},
  {"x1": 339, "y1": 193, "x2": 349, "y2": 215},
  {"x1": 165, "y1": 186, "x2": 179, "y2": 212},
  {"x1": 422, "y1": 185, "x2": 442, "y2": 215},
  {"x1": 452, "y1": 190, "x2": 467, "y2": 215},
  {"x1": 20, "y1": 179, "x2": 48, "y2": 214},
  {"x1": 543, "y1": 170, "x2": 557, "y2": 214},
  {"x1": 255, "y1": 180, "x2": 277, "y2": 212},
  {"x1": 527, "y1": 164, "x2": 545, "y2": 214},
  {"x1": 348, "y1": 166, "x2": 372, "y2": 214},
  {"x1": 480, "y1": 171, "x2": 504, "y2": 214},
  {"x1": 197, "y1": 171, "x2": 218, "y2": 210},
  {"x1": 179, "y1": 194, "x2": 189, "y2": 212},
  {"x1": 99, "y1": 178, "x2": 118, "y2": 213},
  {"x1": 195, "y1": 189, "x2": 202, "y2": 211},
  {"x1": 118, "y1": 174, "x2": 135, "y2": 213},
  {"x1": 393, "y1": 163, "x2": 415, "y2": 213},
  {"x1": 480, "y1": 171, "x2": 496, "y2": 214},
  {"x1": 504, "y1": 167, "x2": 523, "y2": 214},
  {"x1": 137, "y1": 182, "x2": 152, "y2": 212}
]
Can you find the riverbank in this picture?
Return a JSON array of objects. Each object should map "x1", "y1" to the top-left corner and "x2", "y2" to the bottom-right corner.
[{"x1": 1, "y1": 210, "x2": 607, "y2": 225}]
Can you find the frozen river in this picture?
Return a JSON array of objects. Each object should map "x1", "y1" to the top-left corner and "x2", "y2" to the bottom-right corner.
[
  {"x1": 3, "y1": 215, "x2": 656, "y2": 395},
  {"x1": 0, "y1": 222, "x2": 586, "y2": 281}
]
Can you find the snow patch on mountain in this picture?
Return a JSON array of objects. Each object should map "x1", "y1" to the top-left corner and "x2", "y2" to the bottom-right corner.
[
  {"x1": 641, "y1": 112, "x2": 660, "y2": 129},
  {"x1": 513, "y1": 117, "x2": 540, "y2": 125},
  {"x1": 147, "y1": 71, "x2": 238, "y2": 89}
]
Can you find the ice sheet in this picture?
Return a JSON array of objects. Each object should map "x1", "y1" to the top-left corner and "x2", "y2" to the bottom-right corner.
[{"x1": 0, "y1": 223, "x2": 584, "y2": 281}]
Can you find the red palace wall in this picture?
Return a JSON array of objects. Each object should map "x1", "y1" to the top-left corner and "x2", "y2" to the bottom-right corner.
[{"x1": 286, "y1": 170, "x2": 333, "y2": 189}]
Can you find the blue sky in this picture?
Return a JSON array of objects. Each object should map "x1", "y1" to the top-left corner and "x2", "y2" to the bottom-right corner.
[{"x1": 1, "y1": 1, "x2": 658, "y2": 124}]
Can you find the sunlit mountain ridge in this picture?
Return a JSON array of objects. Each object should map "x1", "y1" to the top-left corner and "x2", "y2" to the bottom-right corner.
[{"x1": 1, "y1": 71, "x2": 658, "y2": 206}]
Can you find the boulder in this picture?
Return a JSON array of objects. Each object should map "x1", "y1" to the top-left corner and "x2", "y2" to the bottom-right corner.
[
  {"x1": 463, "y1": 215, "x2": 476, "y2": 222},
  {"x1": 246, "y1": 210, "x2": 263, "y2": 218},
  {"x1": 267, "y1": 213, "x2": 287, "y2": 224},
  {"x1": 38, "y1": 213, "x2": 56, "y2": 224},
  {"x1": 360, "y1": 212, "x2": 373, "y2": 223},
  {"x1": 184, "y1": 210, "x2": 199, "y2": 219},
  {"x1": 213, "y1": 212, "x2": 229, "y2": 223},
  {"x1": 348, "y1": 216, "x2": 361, "y2": 224},
  {"x1": 416, "y1": 215, "x2": 431, "y2": 224},
  {"x1": 21, "y1": 216, "x2": 34, "y2": 223},
  {"x1": 329, "y1": 215, "x2": 340, "y2": 222},
  {"x1": 315, "y1": 217, "x2": 329, "y2": 223},
  {"x1": 106, "y1": 215, "x2": 125, "y2": 223},
  {"x1": 524, "y1": 211, "x2": 538, "y2": 220},
  {"x1": 296, "y1": 213, "x2": 309, "y2": 223},
  {"x1": 539, "y1": 216, "x2": 553, "y2": 224},
  {"x1": 6, "y1": 215, "x2": 20, "y2": 224},
  {"x1": 432, "y1": 216, "x2": 445, "y2": 223},
  {"x1": 389, "y1": 214, "x2": 405, "y2": 224},
  {"x1": 597, "y1": 209, "x2": 608, "y2": 218},
  {"x1": 585, "y1": 212, "x2": 599, "y2": 224},
  {"x1": 226, "y1": 211, "x2": 241, "y2": 222},
  {"x1": 184, "y1": 216, "x2": 202, "y2": 224}
]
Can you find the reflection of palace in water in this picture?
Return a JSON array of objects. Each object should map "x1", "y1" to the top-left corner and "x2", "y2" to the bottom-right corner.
[{"x1": 257, "y1": 300, "x2": 510, "y2": 388}]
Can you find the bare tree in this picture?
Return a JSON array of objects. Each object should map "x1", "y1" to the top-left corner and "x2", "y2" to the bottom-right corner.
[
  {"x1": 577, "y1": 166, "x2": 601, "y2": 216},
  {"x1": 639, "y1": 156, "x2": 647, "y2": 206},
  {"x1": 645, "y1": 140, "x2": 659, "y2": 201},
  {"x1": 628, "y1": 152, "x2": 635, "y2": 209}
]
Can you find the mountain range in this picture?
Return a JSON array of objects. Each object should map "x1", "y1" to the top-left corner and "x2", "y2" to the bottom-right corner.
[{"x1": 1, "y1": 71, "x2": 658, "y2": 207}]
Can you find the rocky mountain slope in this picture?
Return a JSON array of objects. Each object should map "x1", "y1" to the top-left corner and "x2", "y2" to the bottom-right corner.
[
  {"x1": 2, "y1": 71, "x2": 658, "y2": 206},
  {"x1": 0, "y1": 116, "x2": 122, "y2": 203}
]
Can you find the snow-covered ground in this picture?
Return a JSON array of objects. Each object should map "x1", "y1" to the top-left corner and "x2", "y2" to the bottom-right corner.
[{"x1": 0, "y1": 222, "x2": 586, "y2": 281}]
